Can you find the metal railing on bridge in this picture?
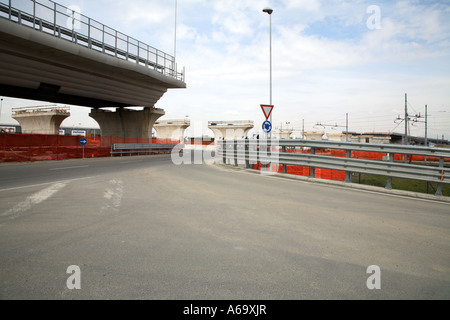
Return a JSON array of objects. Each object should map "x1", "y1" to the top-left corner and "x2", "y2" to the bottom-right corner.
[
  {"x1": 218, "y1": 139, "x2": 450, "y2": 196},
  {"x1": 0, "y1": 0, "x2": 185, "y2": 82}
]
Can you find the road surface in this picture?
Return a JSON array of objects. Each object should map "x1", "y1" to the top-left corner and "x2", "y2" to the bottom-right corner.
[{"x1": 0, "y1": 154, "x2": 449, "y2": 300}]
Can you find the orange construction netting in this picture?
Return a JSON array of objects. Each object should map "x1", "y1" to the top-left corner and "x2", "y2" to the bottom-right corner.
[{"x1": 0, "y1": 133, "x2": 180, "y2": 163}]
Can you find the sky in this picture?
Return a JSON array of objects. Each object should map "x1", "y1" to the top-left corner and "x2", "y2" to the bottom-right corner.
[{"x1": 0, "y1": 0, "x2": 449, "y2": 139}]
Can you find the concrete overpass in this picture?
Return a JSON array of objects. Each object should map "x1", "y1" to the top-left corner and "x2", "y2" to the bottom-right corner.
[{"x1": 0, "y1": 0, "x2": 186, "y2": 138}]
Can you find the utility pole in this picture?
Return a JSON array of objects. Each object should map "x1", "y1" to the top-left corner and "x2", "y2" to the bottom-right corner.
[
  {"x1": 302, "y1": 119, "x2": 305, "y2": 139},
  {"x1": 174, "y1": 0, "x2": 178, "y2": 60},
  {"x1": 346, "y1": 113, "x2": 349, "y2": 142},
  {"x1": 404, "y1": 93, "x2": 408, "y2": 145},
  {"x1": 0, "y1": 98, "x2": 3, "y2": 123},
  {"x1": 425, "y1": 104, "x2": 428, "y2": 147}
]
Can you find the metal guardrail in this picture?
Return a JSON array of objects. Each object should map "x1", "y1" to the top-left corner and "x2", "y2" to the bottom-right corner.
[
  {"x1": 0, "y1": 0, "x2": 185, "y2": 82},
  {"x1": 218, "y1": 139, "x2": 450, "y2": 196},
  {"x1": 111, "y1": 143, "x2": 181, "y2": 157}
]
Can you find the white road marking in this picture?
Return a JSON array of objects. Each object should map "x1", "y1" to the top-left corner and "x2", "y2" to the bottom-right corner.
[
  {"x1": 1, "y1": 182, "x2": 67, "y2": 219},
  {"x1": 49, "y1": 165, "x2": 89, "y2": 171},
  {"x1": 0, "y1": 177, "x2": 95, "y2": 193},
  {"x1": 102, "y1": 179, "x2": 124, "y2": 211}
]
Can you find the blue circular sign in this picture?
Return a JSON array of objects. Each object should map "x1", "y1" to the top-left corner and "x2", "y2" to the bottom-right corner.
[
  {"x1": 80, "y1": 138, "x2": 88, "y2": 146},
  {"x1": 262, "y1": 120, "x2": 272, "y2": 133}
]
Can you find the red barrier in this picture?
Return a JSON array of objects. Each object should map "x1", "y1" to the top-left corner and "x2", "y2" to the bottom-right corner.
[{"x1": 0, "y1": 133, "x2": 180, "y2": 163}]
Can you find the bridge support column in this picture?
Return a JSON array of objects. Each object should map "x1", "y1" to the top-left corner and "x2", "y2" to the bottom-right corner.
[{"x1": 90, "y1": 107, "x2": 165, "y2": 140}]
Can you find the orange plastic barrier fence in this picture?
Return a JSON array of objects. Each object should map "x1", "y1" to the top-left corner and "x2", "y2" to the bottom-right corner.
[
  {"x1": 0, "y1": 133, "x2": 180, "y2": 163},
  {"x1": 251, "y1": 162, "x2": 345, "y2": 181}
]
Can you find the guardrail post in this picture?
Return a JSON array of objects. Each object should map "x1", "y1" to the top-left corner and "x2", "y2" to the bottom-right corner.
[
  {"x1": 115, "y1": 31, "x2": 118, "y2": 57},
  {"x1": 344, "y1": 150, "x2": 351, "y2": 182},
  {"x1": 282, "y1": 145, "x2": 287, "y2": 173},
  {"x1": 53, "y1": 2, "x2": 56, "y2": 35},
  {"x1": 265, "y1": 138, "x2": 272, "y2": 172},
  {"x1": 88, "y1": 18, "x2": 92, "y2": 48},
  {"x1": 137, "y1": 41, "x2": 140, "y2": 64},
  {"x1": 385, "y1": 153, "x2": 394, "y2": 190},
  {"x1": 245, "y1": 139, "x2": 250, "y2": 169},
  {"x1": 309, "y1": 147, "x2": 316, "y2": 178},
  {"x1": 32, "y1": 0, "x2": 36, "y2": 29},
  {"x1": 102, "y1": 25, "x2": 106, "y2": 53},
  {"x1": 222, "y1": 140, "x2": 226, "y2": 165},
  {"x1": 126, "y1": 36, "x2": 129, "y2": 60},
  {"x1": 436, "y1": 157, "x2": 444, "y2": 196},
  {"x1": 234, "y1": 140, "x2": 238, "y2": 167}
]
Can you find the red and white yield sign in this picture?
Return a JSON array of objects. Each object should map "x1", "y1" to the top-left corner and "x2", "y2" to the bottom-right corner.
[{"x1": 261, "y1": 105, "x2": 274, "y2": 120}]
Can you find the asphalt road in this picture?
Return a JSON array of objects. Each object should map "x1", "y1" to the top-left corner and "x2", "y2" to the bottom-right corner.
[{"x1": 0, "y1": 154, "x2": 449, "y2": 300}]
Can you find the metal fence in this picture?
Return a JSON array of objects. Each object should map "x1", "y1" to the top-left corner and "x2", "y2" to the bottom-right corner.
[
  {"x1": 218, "y1": 139, "x2": 450, "y2": 196},
  {"x1": 0, "y1": 0, "x2": 184, "y2": 81},
  {"x1": 111, "y1": 143, "x2": 181, "y2": 157}
]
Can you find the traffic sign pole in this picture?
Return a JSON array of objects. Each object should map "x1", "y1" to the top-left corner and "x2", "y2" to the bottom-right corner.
[
  {"x1": 261, "y1": 105, "x2": 274, "y2": 139},
  {"x1": 80, "y1": 138, "x2": 88, "y2": 159}
]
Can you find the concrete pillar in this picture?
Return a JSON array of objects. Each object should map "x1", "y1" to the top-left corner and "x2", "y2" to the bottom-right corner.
[
  {"x1": 208, "y1": 121, "x2": 254, "y2": 140},
  {"x1": 89, "y1": 107, "x2": 165, "y2": 139},
  {"x1": 154, "y1": 120, "x2": 190, "y2": 142},
  {"x1": 12, "y1": 106, "x2": 70, "y2": 134}
]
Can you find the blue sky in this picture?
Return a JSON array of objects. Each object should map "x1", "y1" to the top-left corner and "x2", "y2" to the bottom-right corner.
[{"x1": 1, "y1": 0, "x2": 449, "y2": 139}]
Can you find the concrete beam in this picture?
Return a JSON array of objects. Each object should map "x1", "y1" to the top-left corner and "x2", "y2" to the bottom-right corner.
[
  {"x1": 208, "y1": 121, "x2": 254, "y2": 140},
  {"x1": 275, "y1": 129, "x2": 293, "y2": 139},
  {"x1": 12, "y1": 106, "x2": 70, "y2": 135},
  {"x1": 154, "y1": 120, "x2": 190, "y2": 142},
  {"x1": 303, "y1": 131, "x2": 326, "y2": 141}
]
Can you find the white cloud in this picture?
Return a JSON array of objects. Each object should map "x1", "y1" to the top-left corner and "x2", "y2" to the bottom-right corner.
[{"x1": 283, "y1": 0, "x2": 321, "y2": 11}]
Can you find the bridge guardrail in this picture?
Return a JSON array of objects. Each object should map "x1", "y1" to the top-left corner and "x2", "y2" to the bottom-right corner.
[
  {"x1": 111, "y1": 143, "x2": 181, "y2": 157},
  {"x1": 217, "y1": 139, "x2": 450, "y2": 196},
  {"x1": 0, "y1": 0, "x2": 185, "y2": 82}
]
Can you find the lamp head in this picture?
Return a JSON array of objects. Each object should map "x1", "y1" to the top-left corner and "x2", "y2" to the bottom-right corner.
[{"x1": 262, "y1": 8, "x2": 273, "y2": 15}]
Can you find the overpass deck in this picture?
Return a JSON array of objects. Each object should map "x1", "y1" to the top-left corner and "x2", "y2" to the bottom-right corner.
[
  {"x1": 0, "y1": 0, "x2": 185, "y2": 108},
  {"x1": 0, "y1": 0, "x2": 184, "y2": 82}
]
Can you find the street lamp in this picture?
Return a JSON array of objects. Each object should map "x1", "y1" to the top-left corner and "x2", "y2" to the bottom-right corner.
[
  {"x1": 262, "y1": 7, "x2": 273, "y2": 138},
  {"x1": 174, "y1": 0, "x2": 178, "y2": 60}
]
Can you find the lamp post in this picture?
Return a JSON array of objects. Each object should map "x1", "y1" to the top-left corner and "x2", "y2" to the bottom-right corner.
[
  {"x1": 174, "y1": 0, "x2": 178, "y2": 60},
  {"x1": 262, "y1": 7, "x2": 273, "y2": 138}
]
